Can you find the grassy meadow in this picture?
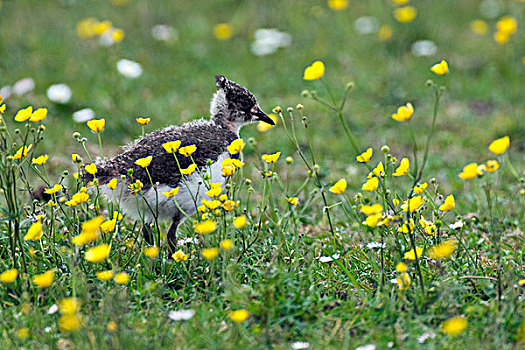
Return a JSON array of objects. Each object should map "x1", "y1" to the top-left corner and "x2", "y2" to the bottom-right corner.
[{"x1": 0, "y1": 0, "x2": 524, "y2": 348}]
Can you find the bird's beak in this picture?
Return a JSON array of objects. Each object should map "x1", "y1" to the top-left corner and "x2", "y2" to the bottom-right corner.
[{"x1": 251, "y1": 105, "x2": 275, "y2": 125}]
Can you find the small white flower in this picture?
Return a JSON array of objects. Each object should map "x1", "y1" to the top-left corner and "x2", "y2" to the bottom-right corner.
[
  {"x1": 0, "y1": 85, "x2": 13, "y2": 99},
  {"x1": 117, "y1": 59, "x2": 143, "y2": 78},
  {"x1": 319, "y1": 254, "x2": 340, "y2": 263},
  {"x1": 366, "y1": 242, "x2": 386, "y2": 249},
  {"x1": 319, "y1": 256, "x2": 333, "y2": 263},
  {"x1": 417, "y1": 331, "x2": 436, "y2": 343},
  {"x1": 47, "y1": 304, "x2": 59, "y2": 314},
  {"x1": 152, "y1": 25, "x2": 178, "y2": 42},
  {"x1": 168, "y1": 309, "x2": 195, "y2": 321},
  {"x1": 73, "y1": 108, "x2": 95, "y2": 123},
  {"x1": 449, "y1": 220, "x2": 464, "y2": 230},
  {"x1": 292, "y1": 341, "x2": 310, "y2": 349},
  {"x1": 47, "y1": 84, "x2": 72, "y2": 104},
  {"x1": 411, "y1": 40, "x2": 437, "y2": 57},
  {"x1": 251, "y1": 28, "x2": 292, "y2": 56},
  {"x1": 354, "y1": 16, "x2": 379, "y2": 35},
  {"x1": 13, "y1": 78, "x2": 35, "y2": 96},
  {"x1": 355, "y1": 345, "x2": 376, "y2": 350},
  {"x1": 44, "y1": 327, "x2": 52, "y2": 333}
]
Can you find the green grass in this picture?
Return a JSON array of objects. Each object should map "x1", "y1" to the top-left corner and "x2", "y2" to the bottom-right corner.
[{"x1": 0, "y1": 0, "x2": 524, "y2": 349}]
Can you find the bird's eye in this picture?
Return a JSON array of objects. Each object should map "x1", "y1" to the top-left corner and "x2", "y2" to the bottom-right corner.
[{"x1": 239, "y1": 99, "x2": 252, "y2": 109}]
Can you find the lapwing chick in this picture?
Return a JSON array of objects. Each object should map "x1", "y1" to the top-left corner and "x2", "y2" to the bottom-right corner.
[{"x1": 88, "y1": 75, "x2": 275, "y2": 251}]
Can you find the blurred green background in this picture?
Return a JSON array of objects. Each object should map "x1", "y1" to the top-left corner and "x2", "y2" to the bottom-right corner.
[{"x1": 0, "y1": 0, "x2": 523, "y2": 192}]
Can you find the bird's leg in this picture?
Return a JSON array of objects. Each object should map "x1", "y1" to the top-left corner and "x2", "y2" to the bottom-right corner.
[
  {"x1": 167, "y1": 219, "x2": 180, "y2": 253},
  {"x1": 142, "y1": 222, "x2": 155, "y2": 245}
]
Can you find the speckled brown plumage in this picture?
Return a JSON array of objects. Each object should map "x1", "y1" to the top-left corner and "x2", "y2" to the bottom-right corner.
[{"x1": 91, "y1": 120, "x2": 238, "y2": 189}]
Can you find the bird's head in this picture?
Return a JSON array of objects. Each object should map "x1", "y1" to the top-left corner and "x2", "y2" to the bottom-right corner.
[{"x1": 210, "y1": 75, "x2": 275, "y2": 132}]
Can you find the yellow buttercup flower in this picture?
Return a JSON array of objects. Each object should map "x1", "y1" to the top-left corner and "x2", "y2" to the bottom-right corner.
[
  {"x1": 33, "y1": 270, "x2": 54, "y2": 288},
  {"x1": 59, "y1": 297, "x2": 79, "y2": 315},
  {"x1": 396, "y1": 272, "x2": 411, "y2": 291},
  {"x1": 13, "y1": 145, "x2": 32, "y2": 159},
  {"x1": 401, "y1": 196, "x2": 424, "y2": 212},
  {"x1": 136, "y1": 117, "x2": 151, "y2": 125},
  {"x1": 486, "y1": 160, "x2": 499, "y2": 172},
  {"x1": 431, "y1": 60, "x2": 449, "y2": 75},
  {"x1": 393, "y1": 6, "x2": 417, "y2": 23},
  {"x1": 172, "y1": 249, "x2": 190, "y2": 262},
  {"x1": 87, "y1": 118, "x2": 105, "y2": 132},
  {"x1": 428, "y1": 240, "x2": 456, "y2": 260},
  {"x1": 84, "y1": 244, "x2": 110, "y2": 263},
  {"x1": 45, "y1": 184, "x2": 62, "y2": 194},
  {"x1": 229, "y1": 309, "x2": 249, "y2": 322},
  {"x1": 378, "y1": 25, "x2": 393, "y2": 41},
  {"x1": 220, "y1": 239, "x2": 232, "y2": 250},
  {"x1": 363, "y1": 213, "x2": 383, "y2": 227},
  {"x1": 162, "y1": 187, "x2": 180, "y2": 198},
  {"x1": 16, "y1": 328, "x2": 29, "y2": 339},
  {"x1": 413, "y1": 182, "x2": 428, "y2": 194},
  {"x1": 327, "y1": 0, "x2": 348, "y2": 10},
  {"x1": 397, "y1": 219, "x2": 414, "y2": 233},
  {"x1": 58, "y1": 314, "x2": 82, "y2": 332},
  {"x1": 202, "y1": 199, "x2": 220, "y2": 210},
  {"x1": 205, "y1": 183, "x2": 222, "y2": 198},
  {"x1": 179, "y1": 144, "x2": 197, "y2": 157},
  {"x1": 470, "y1": 20, "x2": 488, "y2": 35},
  {"x1": 194, "y1": 219, "x2": 217, "y2": 234},
  {"x1": 439, "y1": 194, "x2": 455, "y2": 211},
  {"x1": 392, "y1": 103, "x2": 414, "y2": 122},
  {"x1": 111, "y1": 28, "x2": 125, "y2": 42},
  {"x1": 403, "y1": 247, "x2": 423, "y2": 260},
  {"x1": 72, "y1": 153, "x2": 82, "y2": 163},
  {"x1": 222, "y1": 200, "x2": 238, "y2": 212},
  {"x1": 362, "y1": 177, "x2": 379, "y2": 192},
  {"x1": 227, "y1": 139, "x2": 245, "y2": 155},
  {"x1": 496, "y1": 16, "x2": 517, "y2": 36},
  {"x1": 24, "y1": 221, "x2": 43, "y2": 241},
  {"x1": 233, "y1": 216, "x2": 247, "y2": 229},
  {"x1": 329, "y1": 179, "x2": 347, "y2": 194},
  {"x1": 135, "y1": 156, "x2": 152, "y2": 168},
  {"x1": 32, "y1": 154, "x2": 49, "y2": 165},
  {"x1": 262, "y1": 152, "x2": 281, "y2": 164},
  {"x1": 287, "y1": 197, "x2": 299, "y2": 206},
  {"x1": 15, "y1": 106, "x2": 33, "y2": 122},
  {"x1": 29, "y1": 108, "x2": 47, "y2": 122},
  {"x1": 257, "y1": 114, "x2": 278, "y2": 132},
  {"x1": 143, "y1": 246, "x2": 159, "y2": 258},
  {"x1": 356, "y1": 148, "x2": 373, "y2": 163},
  {"x1": 114, "y1": 272, "x2": 130, "y2": 284},
  {"x1": 303, "y1": 60, "x2": 325, "y2": 80},
  {"x1": 213, "y1": 23, "x2": 233, "y2": 40},
  {"x1": 442, "y1": 316, "x2": 467, "y2": 336},
  {"x1": 488, "y1": 136, "x2": 510, "y2": 155},
  {"x1": 369, "y1": 162, "x2": 385, "y2": 178},
  {"x1": 107, "y1": 178, "x2": 118, "y2": 189},
  {"x1": 359, "y1": 203, "x2": 382, "y2": 216},
  {"x1": 396, "y1": 262, "x2": 407, "y2": 273},
  {"x1": 180, "y1": 164, "x2": 197, "y2": 175},
  {"x1": 100, "y1": 219, "x2": 116, "y2": 234},
  {"x1": 85, "y1": 163, "x2": 97, "y2": 175},
  {"x1": 66, "y1": 192, "x2": 90, "y2": 207},
  {"x1": 0, "y1": 268, "x2": 18, "y2": 283},
  {"x1": 96, "y1": 270, "x2": 113, "y2": 281},
  {"x1": 162, "y1": 140, "x2": 181, "y2": 153},
  {"x1": 393, "y1": 158, "x2": 409, "y2": 176},
  {"x1": 201, "y1": 247, "x2": 219, "y2": 260},
  {"x1": 458, "y1": 163, "x2": 479, "y2": 180}
]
